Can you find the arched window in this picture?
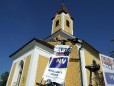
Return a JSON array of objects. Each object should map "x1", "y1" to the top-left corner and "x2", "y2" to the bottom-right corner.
[
  {"x1": 17, "y1": 60, "x2": 24, "y2": 86},
  {"x1": 55, "y1": 20, "x2": 59, "y2": 27},
  {"x1": 66, "y1": 20, "x2": 70, "y2": 27}
]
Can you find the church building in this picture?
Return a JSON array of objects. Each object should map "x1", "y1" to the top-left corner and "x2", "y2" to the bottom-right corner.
[{"x1": 6, "y1": 3, "x2": 103, "y2": 86}]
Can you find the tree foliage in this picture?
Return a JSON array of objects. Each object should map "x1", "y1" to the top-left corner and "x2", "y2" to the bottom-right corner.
[
  {"x1": 94, "y1": 71, "x2": 105, "y2": 86},
  {"x1": 0, "y1": 72, "x2": 9, "y2": 86},
  {"x1": 110, "y1": 40, "x2": 114, "y2": 58}
]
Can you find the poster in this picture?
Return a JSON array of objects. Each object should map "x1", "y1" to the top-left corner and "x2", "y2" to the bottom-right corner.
[
  {"x1": 100, "y1": 54, "x2": 114, "y2": 86},
  {"x1": 43, "y1": 45, "x2": 72, "y2": 84}
]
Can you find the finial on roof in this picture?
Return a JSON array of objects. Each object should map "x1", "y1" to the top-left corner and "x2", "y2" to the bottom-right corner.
[
  {"x1": 51, "y1": 3, "x2": 74, "y2": 20},
  {"x1": 57, "y1": 3, "x2": 69, "y2": 14}
]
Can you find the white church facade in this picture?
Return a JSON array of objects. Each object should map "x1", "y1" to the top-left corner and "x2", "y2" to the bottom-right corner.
[{"x1": 6, "y1": 3, "x2": 103, "y2": 86}]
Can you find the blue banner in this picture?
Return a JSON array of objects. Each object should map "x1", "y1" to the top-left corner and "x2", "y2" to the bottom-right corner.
[
  {"x1": 43, "y1": 45, "x2": 72, "y2": 84},
  {"x1": 49, "y1": 57, "x2": 68, "y2": 68},
  {"x1": 100, "y1": 54, "x2": 114, "y2": 86},
  {"x1": 105, "y1": 72, "x2": 114, "y2": 84}
]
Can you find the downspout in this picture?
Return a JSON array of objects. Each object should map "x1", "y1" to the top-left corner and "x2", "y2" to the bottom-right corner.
[
  {"x1": 78, "y1": 45, "x2": 83, "y2": 86},
  {"x1": 67, "y1": 38, "x2": 84, "y2": 86}
]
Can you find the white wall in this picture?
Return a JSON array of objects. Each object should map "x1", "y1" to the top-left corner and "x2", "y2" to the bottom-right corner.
[
  {"x1": 26, "y1": 46, "x2": 52, "y2": 86},
  {"x1": 6, "y1": 49, "x2": 34, "y2": 86}
]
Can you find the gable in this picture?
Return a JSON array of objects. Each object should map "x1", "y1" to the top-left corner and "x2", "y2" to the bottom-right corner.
[
  {"x1": 10, "y1": 38, "x2": 54, "y2": 58},
  {"x1": 44, "y1": 29, "x2": 75, "y2": 42}
]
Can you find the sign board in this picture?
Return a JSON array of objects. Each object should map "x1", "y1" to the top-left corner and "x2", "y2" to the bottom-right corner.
[
  {"x1": 100, "y1": 54, "x2": 114, "y2": 86},
  {"x1": 43, "y1": 45, "x2": 72, "y2": 84}
]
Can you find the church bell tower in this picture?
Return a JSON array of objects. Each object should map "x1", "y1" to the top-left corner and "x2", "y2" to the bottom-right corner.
[{"x1": 51, "y1": 3, "x2": 74, "y2": 35}]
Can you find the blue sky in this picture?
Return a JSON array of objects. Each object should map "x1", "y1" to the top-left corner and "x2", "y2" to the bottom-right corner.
[{"x1": 0, "y1": 0, "x2": 114, "y2": 76}]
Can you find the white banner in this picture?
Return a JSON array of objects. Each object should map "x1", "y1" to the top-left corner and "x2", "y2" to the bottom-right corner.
[
  {"x1": 100, "y1": 54, "x2": 114, "y2": 86},
  {"x1": 43, "y1": 45, "x2": 72, "y2": 84}
]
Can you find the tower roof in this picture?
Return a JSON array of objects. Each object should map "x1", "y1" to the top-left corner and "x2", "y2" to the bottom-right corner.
[
  {"x1": 52, "y1": 3, "x2": 74, "y2": 20},
  {"x1": 57, "y1": 3, "x2": 69, "y2": 14}
]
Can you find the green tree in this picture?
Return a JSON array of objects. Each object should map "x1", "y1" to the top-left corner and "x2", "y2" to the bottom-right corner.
[
  {"x1": 0, "y1": 81, "x2": 2, "y2": 86},
  {"x1": 110, "y1": 40, "x2": 114, "y2": 58},
  {"x1": 94, "y1": 71, "x2": 105, "y2": 86},
  {"x1": 0, "y1": 72, "x2": 9, "y2": 86}
]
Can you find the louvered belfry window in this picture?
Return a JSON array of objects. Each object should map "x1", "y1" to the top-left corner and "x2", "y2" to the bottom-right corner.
[
  {"x1": 55, "y1": 20, "x2": 59, "y2": 27},
  {"x1": 66, "y1": 20, "x2": 69, "y2": 27}
]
